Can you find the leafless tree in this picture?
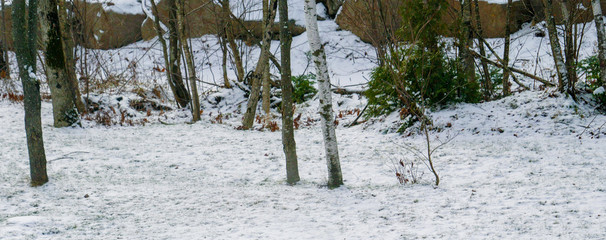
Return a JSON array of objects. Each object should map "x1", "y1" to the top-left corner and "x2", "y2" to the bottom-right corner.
[
  {"x1": 13, "y1": 0, "x2": 49, "y2": 186},
  {"x1": 304, "y1": 0, "x2": 343, "y2": 189},
  {"x1": 176, "y1": 0, "x2": 200, "y2": 121},
  {"x1": 241, "y1": 0, "x2": 277, "y2": 129},
  {"x1": 39, "y1": 0, "x2": 81, "y2": 127},
  {"x1": 503, "y1": 0, "x2": 512, "y2": 96},
  {"x1": 542, "y1": 0, "x2": 572, "y2": 98},
  {"x1": 279, "y1": 0, "x2": 299, "y2": 185}
]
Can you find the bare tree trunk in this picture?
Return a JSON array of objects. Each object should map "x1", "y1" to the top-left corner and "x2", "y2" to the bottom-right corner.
[
  {"x1": 241, "y1": 61, "x2": 265, "y2": 129},
  {"x1": 241, "y1": 0, "x2": 277, "y2": 129},
  {"x1": 304, "y1": 0, "x2": 343, "y2": 189},
  {"x1": 58, "y1": 0, "x2": 85, "y2": 114},
  {"x1": 221, "y1": 0, "x2": 245, "y2": 82},
  {"x1": 0, "y1": 40, "x2": 7, "y2": 80},
  {"x1": 503, "y1": 0, "x2": 512, "y2": 96},
  {"x1": 261, "y1": 0, "x2": 273, "y2": 123},
  {"x1": 167, "y1": 0, "x2": 190, "y2": 108},
  {"x1": 1, "y1": 0, "x2": 10, "y2": 79},
  {"x1": 560, "y1": 0, "x2": 576, "y2": 99},
  {"x1": 473, "y1": 0, "x2": 492, "y2": 100},
  {"x1": 543, "y1": 0, "x2": 569, "y2": 93},
  {"x1": 279, "y1": 0, "x2": 300, "y2": 185},
  {"x1": 461, "y1": 0, "x2": 476, "y2": 88},
  {"x1": 148, "y1": 0, "x2": 174, "y2": 104},
  {"x1": 592, "y1": 0, "x2": 606, "y2": 89},
  {"x1": 220, "y1": 36, "x2": 232, "y2": 88},
  {"x1": 216, "y1": 1, "x2": 232, "y2": 88},
  {"x1": 39, "y1": 0, "x2": 80, "y2": 127},
  {"x1": 13, "y1": 0, "x2": 49, "y2": 186},
  {"x1": 176, "y1": 0, "x2": 200, "y2": 121},
  {"x1": 261, "y1": 63, "x2": 271, "y2": 120}
]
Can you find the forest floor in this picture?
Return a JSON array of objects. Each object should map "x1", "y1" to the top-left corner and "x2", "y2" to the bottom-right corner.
[{"x1": 1, "y1": 89, "x2": 605, "y2": 239}]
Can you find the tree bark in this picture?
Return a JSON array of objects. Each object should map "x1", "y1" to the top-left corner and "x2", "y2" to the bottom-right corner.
[
  {"x1": 473, "y1": 0, "x2": 492, "y2": 100},
  {"x1": 304, "y1": 0, "x2": 343, "y2": 189},
  {"x1": 592, "y1": 0, "x2": 606, "y2": 89},
  {"x1": 560, "y1": 0, "x2": 577, "y2": 99},
  {"x1": 176, "y1": 0, "x2": 200, "y2": 121},
  {"x1": 215, "y1": 0, "x2": 231, "y2": 88},
  {"x1": 58, "y1": 0, "x2": 85, "y2": 114},
  {"x1": 279, "y1": 0, "x2": 300, "y2": 185},
  {"x1": 241, "y1": 61, "x2": 265, "y2": 129},
  {"x1": 461, "y1": 0, "x2": 476, "y2": 89},
  {"x1": 543, "y1": 0, "x2": 569, "y2": 93},
  {"x1": 261, "y1": 0, "x2": 273, "y2": 123},
  {"x1": 0, "y1": 0, "x2": 9, "y2": 79},
  {"x1": 220, "y1": 36, "x2": 232, "y2": 88},
  {"x1": 13, "y1": 0, "x2": 49, "y2": 186},
  {"x1": 0, "y1": 40, "x2": 7, "y2": 80},
  {"x1": 241, "y1": 0, "x2": 277, "y2": 130},
  {"x1": 221, "y1": 0, "x2": 245, "y2": 82},
  {"x1": 39, "y1": 0, "x2": 80, "y2": 127},
  {"x1": 503, "y1": 0, "x2": 512, "y2": 96},
  {"x1": 148, "y1": 0, "x2": 174, "y2": 105},
  {"x1": 167, "y1": 0, "x2": 191, "y2": 108}
]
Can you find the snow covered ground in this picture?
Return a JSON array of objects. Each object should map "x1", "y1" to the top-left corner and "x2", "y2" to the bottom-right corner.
[
  {"x1": 1, "y1": 87, "x2": 606, "y2": 239},
  {"x1": 2, "y1": 0, "x2": 606, "y2": 238}
]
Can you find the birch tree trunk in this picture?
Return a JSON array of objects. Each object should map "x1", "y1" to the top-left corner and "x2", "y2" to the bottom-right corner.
[
  {"x1": 279, "y1": 0, "x2": 300, "y2": 185},
  {"x1": 503, "y1": 0, "x2": 512, "y2": 96},
  {"x1": 13, "y1": 0, "x2": 49, "y2": 186},
  {"x1": 592, "y1": 0, "x2": 606, "y2": 88},
  {"x1": 39, "y1": 0, "x2": 80, "y2": 127},
  {"x1": 304, "y1": 0, "x2": 343, "y2": 189},
  {"x1": 542, "y1": 0, "x2": 569, "y2": 92},
  {"x1": 176, "y1": 0, "x2": 200, "y2": 121},
  {"x1": 473, "y1": 0, "x2": 492, "y2": 100}
]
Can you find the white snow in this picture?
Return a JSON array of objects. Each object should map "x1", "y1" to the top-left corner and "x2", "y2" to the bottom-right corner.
[
  {"x1": 1, "y1": 89, "x2": 606, "y2": 239},
  {"x1": 1, "y1": 0, "x2": 606, "y2": 238},
  {"x1": 102, "y1": 0, "x2": 143, "y2": 15}
]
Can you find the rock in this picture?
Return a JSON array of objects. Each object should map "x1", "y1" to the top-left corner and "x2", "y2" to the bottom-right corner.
[
  {"x1": 317, "y1": 0, "x2": 344, "y2": 18},
  {"x1": 71, "y1": 0, "x2": 146, "y2": 50},
  {"x1": 335, "y1": 0, "x2": 606, "y2": 44},
  {"x1": 335, "y1": 0, "x2": 402, "y2": 45},
  {"x1": 1, "y1": 0, "x2": 305, "y2": 50},
  {"x1": 140, "y1": 0, "x2": 221, "y2": 40},
  {"x1": 0, "y1": 1, "x2": 145, "y2": 50},
  {"x1": 140, "y1": 0, "x2": 305, "y2": 43}
]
